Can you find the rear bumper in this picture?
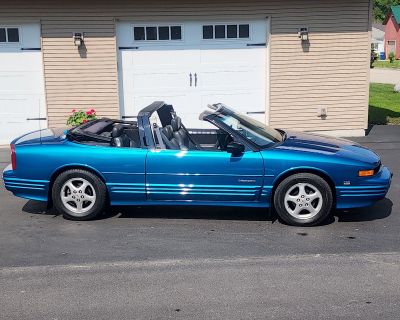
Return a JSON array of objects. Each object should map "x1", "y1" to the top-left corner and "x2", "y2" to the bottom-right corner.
[
  {"x1": 3, "y1": 165, "x2": 49, "y2": 201},
  {"x1": 336, "y1": 166, "x2": 392, "y2": 209}
]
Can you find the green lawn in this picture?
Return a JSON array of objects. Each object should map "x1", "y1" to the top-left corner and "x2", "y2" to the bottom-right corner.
[
  {"x1": 372, "y1": 60, "x2": 400, "y2": 69},
  {"x1": 369, "y1": 83, "x2": 400, "y2": 125}
]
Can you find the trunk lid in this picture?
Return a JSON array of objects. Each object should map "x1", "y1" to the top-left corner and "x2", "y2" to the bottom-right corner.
[{"x1": 12, "y1": 128, "x2": 67, "y2": 146}]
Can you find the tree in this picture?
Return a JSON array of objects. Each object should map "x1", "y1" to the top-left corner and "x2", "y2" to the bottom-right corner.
[{"x1": 374, "y1": 0, "x2": 400, "y2": 22}]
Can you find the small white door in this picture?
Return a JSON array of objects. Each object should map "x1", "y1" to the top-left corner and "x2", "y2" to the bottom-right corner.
[
  {"x1": 387, "y1": 40, "x2": 396, "y2": 57},
  {"x1": 117, "y1": 19, "x2": 267, "y2": 128},
  {"x1": 0, "y1": 23, "x2": 46, "y2": 145}
]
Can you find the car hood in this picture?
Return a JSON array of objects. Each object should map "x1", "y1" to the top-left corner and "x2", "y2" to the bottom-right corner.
[
  {"x1": 275, "y1": 130, "x2": 380, "y2": 166},
  {"x1": 12, "y1": 128, "x2": 67, "y2": 145}
]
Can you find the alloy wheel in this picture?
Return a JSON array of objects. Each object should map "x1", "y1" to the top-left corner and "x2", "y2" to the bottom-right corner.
[
  {"x1": 60, "y1": 178, "x2": 96, "y2": 216},
  {"x1": 284, "y1": 182, "x2": 323, "y2": 220}
]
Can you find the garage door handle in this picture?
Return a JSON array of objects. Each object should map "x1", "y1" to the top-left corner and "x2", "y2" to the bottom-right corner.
[
  {"x1": 118, "y1": 46, "x2": 139, "y2": 50},
  {"x1": 246, "y1": 43, "x2": 266, "y2": 47},
  {"x1": 21, "y1": 48, "x2": 41, "y2": 51},
  {"x1": 189, "y1": 73, "x2": 192, "y2": 87},
  {"x1": 246, "y1": 111, "x2": 265, "y2": 114},
  {"x1": 27, "y1": 117, "x2": 46, "y2": 120}
]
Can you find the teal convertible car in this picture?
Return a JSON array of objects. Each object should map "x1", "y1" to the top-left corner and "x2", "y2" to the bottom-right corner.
[{"x1": 3, "y1": 102, "x2": 392, "y2": 226}]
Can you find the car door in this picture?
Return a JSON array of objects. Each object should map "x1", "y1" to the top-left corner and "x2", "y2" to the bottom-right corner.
[{"x1": 145, "y1": 148, "x2": 264, "y2": 203}]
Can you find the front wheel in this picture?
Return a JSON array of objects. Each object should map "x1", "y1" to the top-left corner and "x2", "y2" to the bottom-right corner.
[
  {"x1": 52, "y1": 169, "x2": 107, "y2": 220},
  {"x1": 273, "y1": 173, "x2": 333, "y2": 226}
]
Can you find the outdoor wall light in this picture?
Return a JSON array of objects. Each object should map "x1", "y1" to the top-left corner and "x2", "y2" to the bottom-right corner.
[
  {"x1": 298, "y1": 27, "x2": 309, "y2": 41},
  {"x1": 73, "y1": 32, "x2": 84, "y2": 47}
]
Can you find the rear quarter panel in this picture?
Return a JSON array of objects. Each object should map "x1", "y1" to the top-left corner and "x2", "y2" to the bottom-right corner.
[{"x1": 3, "y1": 141, "x2": 147, "y2": 203}]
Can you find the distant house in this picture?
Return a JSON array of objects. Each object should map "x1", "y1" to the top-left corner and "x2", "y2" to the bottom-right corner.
[
  {"x1": 372, "y1": 23, "x2": 385, "y2": 57},
  {"x1": 384, "y1": 5, "x2": 400, "y2": 59}
]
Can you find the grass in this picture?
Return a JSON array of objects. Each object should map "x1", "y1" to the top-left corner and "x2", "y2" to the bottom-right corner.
[
  {"x1": 372, "y1": 59, "x2": 400, "y2": 69},
  {"x1": 369, "y1": 83, "x2": 400, "y2": 125}
]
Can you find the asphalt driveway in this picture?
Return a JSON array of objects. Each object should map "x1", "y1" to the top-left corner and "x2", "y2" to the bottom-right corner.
[{"x1": 1, "y1": 125, "x2": 399, "y2": 319}]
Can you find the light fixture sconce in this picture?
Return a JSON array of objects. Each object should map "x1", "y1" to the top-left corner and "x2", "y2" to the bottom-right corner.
[
  {"x1": 317, "y1": 106, "x2": 328, "y2": 119},
  {"x1": 298, "y1": 27, "x2": 309, "y2": 41},
  {"x1": 73, "y1": 32, "x2": 85, "y2": 47}
]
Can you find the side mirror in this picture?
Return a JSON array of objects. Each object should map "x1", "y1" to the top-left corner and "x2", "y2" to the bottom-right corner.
[{"x1": 226, "y1": 142, "x2": 245, "y2": 155}]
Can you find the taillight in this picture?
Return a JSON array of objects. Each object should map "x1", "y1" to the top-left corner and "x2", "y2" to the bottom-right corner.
[{"x1": 10, "y1": 144, "x2": 16, "y2": 170}]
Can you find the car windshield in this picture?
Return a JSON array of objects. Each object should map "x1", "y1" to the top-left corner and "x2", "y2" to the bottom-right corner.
[{"x1": 213, "y1": 110, "x2": 283, "y2": 148}]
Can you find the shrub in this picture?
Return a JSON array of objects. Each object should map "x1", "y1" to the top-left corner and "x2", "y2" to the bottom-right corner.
[
  {"x1": 67, "y1": 108, "x2": 97, "y2": 127},
  {"x1": 389, "y1": 52, "x2": 395, "y2": 63}
]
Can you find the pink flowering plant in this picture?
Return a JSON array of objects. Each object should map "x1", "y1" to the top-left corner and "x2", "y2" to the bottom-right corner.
[{"x1": 67, "y1": 108, "x2": 97, "y2": 126}]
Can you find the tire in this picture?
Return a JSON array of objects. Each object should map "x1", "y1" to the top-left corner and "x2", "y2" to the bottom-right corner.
[
  {"x1": 52, "y1": 169, "x2": 107, "y2": 220},
  {"x1": 273, "y1": 173, "x2": 333, "y2": 226}
]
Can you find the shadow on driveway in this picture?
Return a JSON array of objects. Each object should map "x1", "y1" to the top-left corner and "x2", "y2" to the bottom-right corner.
[{"x1": 22, "y1": 197, "x2": 393, "y2": 225}]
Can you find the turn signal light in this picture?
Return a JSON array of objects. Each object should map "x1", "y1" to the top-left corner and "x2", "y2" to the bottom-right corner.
[
  {"x1": 10, "y1": 144, "x2": 16, "y2": 170},
  {"x1": 358, "y1": 169, "x2": 374, "y2": 177}
]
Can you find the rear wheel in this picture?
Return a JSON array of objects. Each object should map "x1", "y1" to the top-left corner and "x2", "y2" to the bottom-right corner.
[
  {"x1": 52, "y1": 169, "x2": 107, "y2": 220},
  {"x1": 273, "y1": 173, "x2": 333, "y2": 226}
]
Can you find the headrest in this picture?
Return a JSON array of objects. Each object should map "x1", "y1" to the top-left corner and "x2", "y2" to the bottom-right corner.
[
  {"x1": 112, "y1": 124, "x2": 124, "y2": 138},
  {"x1": 171, "y1": 117, "x2": 182, "y2": 132},
  {"x1": 162, "y1": 125, "x2": 174, "y2": 139}
]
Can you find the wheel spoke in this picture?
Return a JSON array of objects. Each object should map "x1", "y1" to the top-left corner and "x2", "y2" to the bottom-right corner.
[
  {"x1": 308, "y1": 192, "x2": 320, "y2": 201},
  {"x1": 290, "y1": 204, "x2": 302, "y2": 215},
  {"x1": 298, "y1": 183, "x2": 307, "y2": 197},
  {"x1": 79, "y1": 181, "x2": 89, "y2": 191},
  {"x1": 85, "y1": 194, "x2": 95, "y2": 201},
  {"x1": 304, "y1": 205, "x2": 317, "y2": 214},
  {"x1": 75, "y1": 200, "x2": 83, "y2": 211},
  {"x1": 67, "y1": 181, "x2": 77, "y2": 192},
  {"x1": 62, "y1": 194, "x2": 74, "y2": 202},
  {"x1": 286, "y1": 194, "x2": 298, "y2": 202}
]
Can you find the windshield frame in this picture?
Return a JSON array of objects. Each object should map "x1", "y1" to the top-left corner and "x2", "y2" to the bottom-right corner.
[{"x1": 204, "y1": 107, "x2": 284, "y2": 149}]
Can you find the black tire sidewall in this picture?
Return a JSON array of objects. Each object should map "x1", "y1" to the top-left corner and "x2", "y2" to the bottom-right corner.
[
  {"x1": 273, "y1": 173, "x2": 333, "y2": 226},
  {"x1": 52, "y1": 169, "x2": 106, "y2": 220}
]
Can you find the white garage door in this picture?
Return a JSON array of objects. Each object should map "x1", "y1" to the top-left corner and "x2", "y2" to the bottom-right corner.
[
  {"x1": 0, "y1": 23, "x2": 47, "y2": 144},
  {"x1": 117, "y1": 20, "x2": 267, "y2": 128}
]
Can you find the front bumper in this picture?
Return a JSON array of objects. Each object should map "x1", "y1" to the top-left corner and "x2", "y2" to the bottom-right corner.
[
  {"x1": 336, "y1": 166, "x2": 392, "y2": 209},
  {"x1": 3, "y1": 165, "x2": 49, "y2": 201}
]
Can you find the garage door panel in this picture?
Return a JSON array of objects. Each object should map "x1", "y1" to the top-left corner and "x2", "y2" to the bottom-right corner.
[
  {"x1": 131, "y1": 50, "x2": 199, "y2": 66},
  {"x1": 0, "y1": 96, "x2": 46, "y2": 144},
  {"x1": 118, "y1": 19, "x2": 267, "y2": 128},
  {"x1": 0, "y1": 72, "x2": 44, "y2": 93},
  {"x1": 132, "y1": 71, "x2": 189, "y2": 90},
  {"x1": 199, "y1": 48, "x2": 264, "y2": 65},
  {"x1": 0, "y1": 23, "x2": 46, "y2": 145},
  {"x1": 0, "y1": 52, "x2": 44, "y2": 72}
]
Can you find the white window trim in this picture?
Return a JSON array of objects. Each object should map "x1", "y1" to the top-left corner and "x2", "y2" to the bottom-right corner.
[
  {"x1": 132, "y1": 24, "x2": 184, "y2": 43},
  {"x1": 0, "y1": 25, "x2": 22, "y2": 46}
]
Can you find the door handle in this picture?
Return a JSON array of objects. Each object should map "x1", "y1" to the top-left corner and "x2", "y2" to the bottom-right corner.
[
  {"x1": 189, "y1": 73, "x2": 192, "y2": 87},
  {"x1": 246, "y1": 43, "x2": 266, "y2": 47},
  {"x1": 194, "y1": 73, "x2": 198, "y2": 87}
]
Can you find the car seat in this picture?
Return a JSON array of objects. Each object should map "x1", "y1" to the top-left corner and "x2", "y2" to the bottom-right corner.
[
  {"x1": 160, "y1": 125, "x2": 180, "y2": 150},
  {"x1": 171, "y1": 116, "x2": 191, "y2": 150},
  {"x1": 111, "y1": 124, "x2": 138, "y2": 147}
]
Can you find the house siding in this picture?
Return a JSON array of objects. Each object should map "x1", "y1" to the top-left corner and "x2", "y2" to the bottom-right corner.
[{"x1": 0, "y1": 0, "x2": 371, "y2": 132}]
